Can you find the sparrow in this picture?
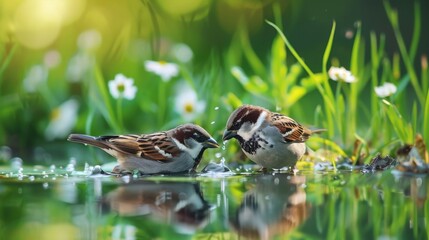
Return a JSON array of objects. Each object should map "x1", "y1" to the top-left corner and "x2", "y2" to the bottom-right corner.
[
  {"x1": 67, "y1": 123, "x2": 219, "y2": 174},
  {"x1": 102, "y1": 181, "x2": 212, "y2": 234},
  {"x1": 230, "y1": 174, "x2": 310, "y2": 239},
  {"x1": 223, "y1": 105, "x2": 324, "y2": 170}
]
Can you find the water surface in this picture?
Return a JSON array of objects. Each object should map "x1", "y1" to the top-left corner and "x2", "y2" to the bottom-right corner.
[{"x1": 0, "y1": 165, "x2": 427, "y2": 239}]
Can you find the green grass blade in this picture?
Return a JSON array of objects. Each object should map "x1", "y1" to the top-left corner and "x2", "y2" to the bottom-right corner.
[
  {"x1": 383, "y1": 0, "x2": 424, "y2": 105},
  {"x1": 322, "y1": 21, "x2": 336, "y2": 74},
  {"x1": 93, "y1": 66, "x2": 121, "y2": 132},
  {"x1": 310, "y1": 136, "x2": 347, "y2": 157},
  {"x1": 347, "y1": 23, "x2": 362, "y2": 146},
  {"x1": 424, "y1": 91, "x2": 429, "y2": 153},
  {"x1": 382, "y1": 100, "x2": 413, "y2": 144},
  {"x1": 265, "y1": 20, "x2": 315, "y2": 78},
  {"x1": 0, "y1": 44, "x2": 18, "y2": 88},
  {"x1": 322, "y1": 21, "x2": 336, "y2": 101},
  {"x1": 239, "y1": 27, "x2": 266, "y2": 77},
  {"x1": 85, "y1": 106, "x2": 96, "y2": 134},
  {"x1": 409, "y1": 1, "x2": 421, "y2": 62}
]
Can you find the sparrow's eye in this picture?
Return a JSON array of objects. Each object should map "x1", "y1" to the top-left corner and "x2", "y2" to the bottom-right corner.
[
  {"x1": 192, "y1": 132, "x2": 206, "y2": 142},
  {"x1": 231, "y1": 120, "x2": 241, "y2": 130}
]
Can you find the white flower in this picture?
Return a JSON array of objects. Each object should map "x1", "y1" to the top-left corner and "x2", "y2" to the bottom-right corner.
[
  {"x1": 144, "y1": 60, "x2": 179, "y2": 82},
  {"x1": 66, "y1": 52, "x2": 93, "y2": 82},
  {"x1": 23, "y1": 64, "x2": 48, "y2": 92},
  {"x1": 172, "y1": 43, "x2": 193, "y2": 63},
  {"x1": 108, "y1": 74, "x2": 137, "y2": 100},
  {"x1": 45, "y1": 99, "x2": 79, "y2": 141},
  {"x1": 175, "y1": 83, "x2": 206, "y2": 121},
  {"x1": 43, "y1": 50, "x2": 61, "y2": 69},
  {"x1": 374, "y1": 82, "x2": 397, "y2": 98},
  {"x1": 77, "y1": 29, "x2": 102, "y2": 51},
  {"x1": 328, "y1": 66, "x2": 356, "y2": 83}
]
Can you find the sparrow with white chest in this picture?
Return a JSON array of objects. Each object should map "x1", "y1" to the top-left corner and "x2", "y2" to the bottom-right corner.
[
  {"x1": 68, "y1": 124, "x2": 219, "y2": 175},
  {"x1": 223, "y1": 105, "x2": 324, "y2": 170}
]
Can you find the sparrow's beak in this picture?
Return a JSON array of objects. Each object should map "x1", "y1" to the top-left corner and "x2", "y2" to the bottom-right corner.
[
  {"x1": 222, "y1": 130, "x2": 237, "y2": 141},
  {"x1": 204, "y1": 137, "x2": 220, "y2": 148}
]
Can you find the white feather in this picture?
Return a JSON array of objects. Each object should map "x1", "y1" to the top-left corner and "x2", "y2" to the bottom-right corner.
[
  {"x1": 172, "y1": 137, "x2": 202, "y2": 159},
  {"x1": 238, "y1": 111, "x2": 267, "y2": 141},
  {"x1": 154, "y1": 145, "x2": 173, "y2": 158}
]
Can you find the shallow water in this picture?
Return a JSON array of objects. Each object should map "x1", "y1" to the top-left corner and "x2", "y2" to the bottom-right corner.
[{"x1": 0, "y1": 163, "x2": 428, "y2": 240}]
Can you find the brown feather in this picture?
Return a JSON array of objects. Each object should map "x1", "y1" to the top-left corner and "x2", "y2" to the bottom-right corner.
[
  {"x1": 136, "y1": 132, "x2": 181, "y2": 161},
  {"x1": 271, "y1": 113, "x2": 309, "y2": 142},
  {"x1": 85, "y1": 133, "x2": 181, "y2": 161}
]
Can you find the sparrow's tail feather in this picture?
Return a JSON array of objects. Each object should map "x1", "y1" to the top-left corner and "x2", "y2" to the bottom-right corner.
[
  {"x1": 310, "y1": 128, "x2": 327, "y2": 134},
  {"x1": 68, "y1": 134, "x2": 108, "y2": 149}
]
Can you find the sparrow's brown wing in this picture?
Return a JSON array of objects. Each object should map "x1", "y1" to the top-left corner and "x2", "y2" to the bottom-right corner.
[
  {"x1": 271, "y1": 113, "x2": 312, "y2": 142},
  {"x1": 100, "y1": 133, "x2": 181, "y2": 161}
]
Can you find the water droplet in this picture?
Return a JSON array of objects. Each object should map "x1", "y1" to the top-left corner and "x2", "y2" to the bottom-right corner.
[
  {"x1": 214, "y1": 106, "x2": 219, "y2": 110},
  {"x1": 210, "y1": 121, "x2": 215, "y2": 125},
  {"x1": 10, "y1": 157, "x2": 23, "y2": 171},
  {"x1": 69, "y1": 157, "x2": 77, "y2": 166},
  {"x1": 215, "y1": 153, "x2": 222, "y2": 158},
  {"x1": 84, "y1": 162, "x2": 93, "y2": 175},
  {"x1": 122, "y1": 175, "x2": 130, "y2": 183},
  {"x1": 66, "y1": 164, "x2": 75, "y2": 172},
  {"x1": 29, "y1": 176, "x2": 35, "y2": 181},
  {"x1": 50, "y1": 165, "x2": 56, "y2": 170},
  {"x1": 274, "y1": 178, "x2": 280, "y2": 185},
  {"x1": 220, "y1": 157, "x2": 226, "y2": 165},
  {"x1": 91, "y1": 165, "x2": 102, "y2": 175},
  {"x1": 43, "y1": 182, "x2": 49, "y2": 189}
]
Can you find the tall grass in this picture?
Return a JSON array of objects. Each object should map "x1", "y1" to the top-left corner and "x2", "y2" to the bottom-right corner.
[
  {"x1": 264, "y1": 0, "x2": 427, "y2": 164},
  {"x1": 0, "y1": 0, "x2": 427, "y2": 165}
]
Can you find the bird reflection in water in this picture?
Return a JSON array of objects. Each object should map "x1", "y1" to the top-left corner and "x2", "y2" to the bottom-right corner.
[
  {"x1": 102, "y1": 181, "x2": 212, "y2": 235},
  {"x1": 230, "y1": 174, "x2": 310, "y2": 239}
]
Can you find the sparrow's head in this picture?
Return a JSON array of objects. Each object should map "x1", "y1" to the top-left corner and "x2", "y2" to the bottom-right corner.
[
  {"x1": 223, "y1": 105, "x2": 269, "y2": 142},
  {"x1": 171, "y1": 124, "x2": 219, "y2": 160}
]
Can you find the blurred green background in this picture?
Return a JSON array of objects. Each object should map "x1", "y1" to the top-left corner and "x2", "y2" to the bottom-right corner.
[{"x1": 0, "y1": 0, "x2": 428, "y2": 166}]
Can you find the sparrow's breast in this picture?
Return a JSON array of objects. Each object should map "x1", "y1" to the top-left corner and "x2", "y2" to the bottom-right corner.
[{"x1": 241, "y1": 128, "x2": 306, "y2": 169}]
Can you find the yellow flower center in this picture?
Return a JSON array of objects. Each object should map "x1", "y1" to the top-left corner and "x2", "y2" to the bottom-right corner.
[
  {"x1": 158, "y1": 60, "x2": 166, "y2": 65},
  {"x1": 184, "y1": 102, "x2": 194, "y2": 113},
  {"x1": 117, "y1": 83, "x2": 125, "y2": 93},
  {"x1": 50, "y1": 108, "x2": 60, "y2": 121}
]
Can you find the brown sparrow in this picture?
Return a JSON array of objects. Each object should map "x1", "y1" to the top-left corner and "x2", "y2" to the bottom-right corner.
[
  {"x1": 223, "y1": 105, "x2": 324, "y2": 169},
  {"x1": 68, "y1": 124, "x2": 219, "y2": 174},
  {"x1": 230, "y1": 174, "x2": 310, "y2": 239},
  {"x1": 103, "y1": 181, "x2": 212, "y2": 234}
]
